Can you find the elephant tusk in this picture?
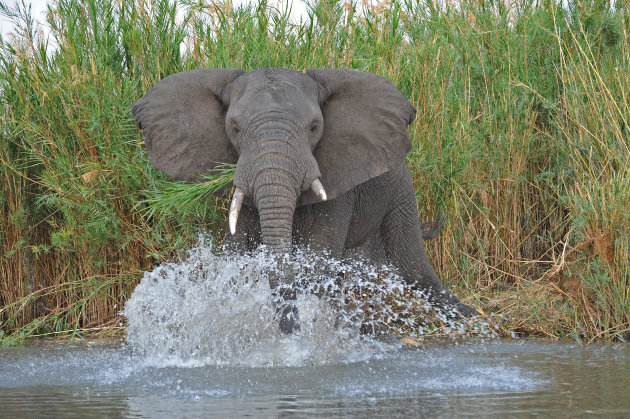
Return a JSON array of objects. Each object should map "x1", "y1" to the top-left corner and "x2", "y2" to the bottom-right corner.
[
  {"x1": 311, "y1": 178, "x2": 327, "y2": 201},
  {"x1": 229, "y1": 187, "x2": 245, "y2": 235}
]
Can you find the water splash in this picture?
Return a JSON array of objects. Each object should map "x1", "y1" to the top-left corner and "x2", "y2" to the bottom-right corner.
[{"x1": 124, "y1": 237, "x2": 494, "y2": 367}]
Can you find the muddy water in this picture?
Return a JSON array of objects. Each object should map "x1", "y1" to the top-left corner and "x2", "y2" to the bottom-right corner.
[{"x1": 2, "y1": 241, "x2": 628, "y2": 416}]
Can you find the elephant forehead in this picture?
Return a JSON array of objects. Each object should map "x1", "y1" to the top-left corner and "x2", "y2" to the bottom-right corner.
[
  {"x1": 253, "y1": 86, "x2": 292, "y2": 102},
  {"x1": 250, "y1": 68, "x2": 316, "y2": 88},
  {"x1": 248, "y1": 85, "x2": 313, "y2": 108},
  {"x1": 229, "y1": 68, "x2": 319, "y2": 101}
]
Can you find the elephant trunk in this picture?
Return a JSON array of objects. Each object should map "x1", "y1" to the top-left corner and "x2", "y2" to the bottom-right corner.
[
  {"x1": 250, "y1": 146, "x2": 302, "y2": 333},
  {"x1": 229, "y1": 128, "x2": 325, "y2": 334},
  {"x1": 251, "y1": 144, "x2": 301, "y2": 286},
  {"x1": 255, "y1": 174, "x2": 297, "y2": 252}
]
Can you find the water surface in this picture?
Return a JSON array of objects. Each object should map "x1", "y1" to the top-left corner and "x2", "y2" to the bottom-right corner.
[{"x1": 1, "y1": 338, "x2": 629, "y2": 417}]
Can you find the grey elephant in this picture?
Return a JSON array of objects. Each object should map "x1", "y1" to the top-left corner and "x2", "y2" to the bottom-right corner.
[{"x1": 132, "y1": 68, "x2": 477, "y2": 333}]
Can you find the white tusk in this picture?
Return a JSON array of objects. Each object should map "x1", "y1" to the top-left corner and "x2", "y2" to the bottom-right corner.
[
  {"x1": 311, "y1": 178, "x2": 327, "y2": 201},
  {"x1": 229, "y1": 188, "x2": 245, "y2": 235}
]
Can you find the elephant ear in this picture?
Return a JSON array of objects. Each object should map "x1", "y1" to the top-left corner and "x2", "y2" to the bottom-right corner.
[
  {"x1": 302, "y1": 68, "x2": 416, "y2": 205},
  {"x1": 131, "y1": 68, "x2": 244, "y2": 184}
]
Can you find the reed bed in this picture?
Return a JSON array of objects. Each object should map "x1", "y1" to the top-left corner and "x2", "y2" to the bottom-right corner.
[{"x1": 0, "y1": 0, "x2": 628, "y2": 343}]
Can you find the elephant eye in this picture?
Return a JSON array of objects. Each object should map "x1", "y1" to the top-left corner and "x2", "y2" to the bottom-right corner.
[
  {"x1": 231, "y1": 122, "x2": 240, "y2": 135},
  {"x1": 310, "y1": 122, "x2": 319, "y2": 133}
]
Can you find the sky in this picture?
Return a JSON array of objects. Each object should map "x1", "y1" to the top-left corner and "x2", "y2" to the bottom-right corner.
[
  {"x1": 0, "y1": 0, "x2": 49, "y2": 37},
  {"x1": 0, "y1": 0, "x2": 310, "y2": 39}
]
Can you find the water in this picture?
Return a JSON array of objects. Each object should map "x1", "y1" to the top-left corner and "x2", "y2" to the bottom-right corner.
[
  {"x1": 2, "y1": 240, "x2": 629, "y2": 416},
  {"x1": 122, "y1": 239, "x2": 495, "y2": 367},
  {"x1": 1, "y1": 339, "x2": 629, "y2": 416}
]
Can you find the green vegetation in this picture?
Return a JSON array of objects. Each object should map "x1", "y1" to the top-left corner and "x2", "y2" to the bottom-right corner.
[{"x1": 1, "y1": 0, "x2": 628, "y2": 344}]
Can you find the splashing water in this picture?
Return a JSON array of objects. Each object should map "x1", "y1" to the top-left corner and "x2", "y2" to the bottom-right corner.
[{"x1": 124, "y1": 237, "x2": 494, "y2": 367}]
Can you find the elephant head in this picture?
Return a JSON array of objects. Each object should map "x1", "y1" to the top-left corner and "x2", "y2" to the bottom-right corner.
[{"x1": 132, "y1": 68, "x2": 416, "y2": 256}]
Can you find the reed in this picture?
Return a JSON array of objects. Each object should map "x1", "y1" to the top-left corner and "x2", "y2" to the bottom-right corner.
[{"x1": 0, "y1": 0, "x2": 628, "y2": 343}]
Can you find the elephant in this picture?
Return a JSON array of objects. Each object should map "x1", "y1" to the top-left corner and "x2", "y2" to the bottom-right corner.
[{"x1": 131, "y1": 67, "x2": 478, "y2": 333}]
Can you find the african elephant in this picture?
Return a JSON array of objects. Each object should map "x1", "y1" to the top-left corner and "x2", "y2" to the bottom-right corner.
[{"x1": 132, "y1": 68, "x2": 477, "y2": 333}]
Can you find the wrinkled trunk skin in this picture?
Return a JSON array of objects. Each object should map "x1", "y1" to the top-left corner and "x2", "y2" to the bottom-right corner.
[{"x1": 251, "y1": 141, "x2": 302, "y2": 333}]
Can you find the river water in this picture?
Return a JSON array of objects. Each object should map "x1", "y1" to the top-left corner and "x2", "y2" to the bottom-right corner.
[
  {"x1": 1, "y1": 241, "x2": 629, "y2": 416},
  {"x1": 1, "y1": 338, "x2": 629, "y2": 417}
]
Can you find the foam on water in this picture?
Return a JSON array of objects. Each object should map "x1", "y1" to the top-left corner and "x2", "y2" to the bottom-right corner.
[{"x1": 123, "y1": 237, "x2": 494, "y2": 367}]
